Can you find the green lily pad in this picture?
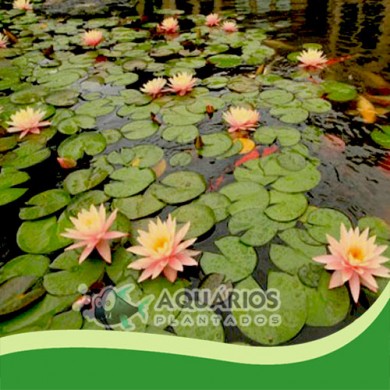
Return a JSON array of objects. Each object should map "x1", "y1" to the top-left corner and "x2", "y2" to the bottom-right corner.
[
  {"x1": 358, "y1": 216, "x2": 390, "y2": 240},
  {"x1": 304, "y1": 208, "x2": 352, "y2": 244},
  {"x1": 0, "y1": 294, "x2": 77, "y2": 336},
  {"x1": 323, "y1": 81, "x2": 357, "y2": 102},
  {"x1": 0, "y1": 276, "x2": 46, "y2": 316},
  {"x1": 196, "y1": 193, "x2": 231, "y2": 222},
  {"x1": 270, "y1": 107, "x2": 309, "y2": 124},
  {"x1": 0, "y1": 168, "x2": 30, "y2": 206},
  {"x1": 151, "y1": 171, "x2": 206, "y2": 204},
  {"x1": 45, "y1": 89, "x2": 79, "y2": 107},
  {"x1": 63, "y1": 167, "x2": 110, "y2": 195},
  {"x1": 259, "y1": 89, "x2": 294, "y2": 105},
  {"x1": 130, "y1": 145, "x2": 164, "y2": 168},
  {"x1": 201, "y1": 236, "x2": 257, "y2": 282},
  {"x1": 44, "y1": 257, "x2": 105, "y2": 296},
  {"x1": 106, "y1": 72, "x2": 139, "y2": 86},
  {"x1": 17, "y1": 216, "x2": 71, "y2": 254},
  {"x1": 121, "y1": 120, "x2": 159, "y2": 140},
  {"x1": 272, "y1": 164, "x2": 321, "y2": 193},
  {"x1": 75, "y1": 99, "x2": 115, "y2": 117},
  {"x1": 19, "y1": 189, "x2": 71, "y2": 220},
  {"x1": 169, "y1": 152, "x2": 192, "y2": 167},
  {"x1": 113, "y1": 192, "x2": 165, "y2": 220},
  {"x1": 49, "y1": 310, "x2": 83, "y2": 330},
  {"x1": 228, "y1": 209, "x2": 278, "y2": 246},
  {"x1": 105, "y1": 167, "x2": 155, "y2": 198},
  {"x1": 233, "y1": 274, "x2": 306, "y2": 345},
  {"x1": 208, "y1": 54, "x2": 242, "y2": 68},
  {"x1": 0, "y1": 254, "x2": 50, "y2": 285},
  {"x1": 220, "y1": 181, "x2": 269, "y2": 215},
  {"x1": 171, "y1": 203, "x2": 216, "y2": 238},
  {"x1": 265, "y1": 190, "x2": 308, "y2": 222},
  {"x1": 173, "y1": 305, "x2": 225, "y2": 342},
  {"x1": 301, "y1": 98, "x2": 332, "y2": 114},
  {"x1": 162, "y1": 125, "x2": 199, "y2": 144},
  {"x1": 198, "y1": 132, "x2": 233, "y2": 157},
  {"x1": 163, "y1": 107, "x2": 204, "y2": 126},
  {"x1": 305, "y1": 272, "x2": 350, "y2": 326},
  {"x1": 10, "y1": 86, "x2": 47, "y2": 104},
  {"x1": 371, "y1": 129, "x2": 390, "y2": 149}
]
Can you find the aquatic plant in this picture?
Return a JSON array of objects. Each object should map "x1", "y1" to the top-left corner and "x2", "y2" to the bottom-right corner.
[
  {"x1": 6, "y1": 107, "x2": 51, "y2": 139},
  {"x1": 82, "y1": 30, "x2": 104, "y2": 47},
  {"x1": 313, "y1": 224, "x2": 390, "y2": 302},
  {"x1": 13, "y1": 0, "x2": 32, "y2": 11},
  {"x1": 297, "y1": 48, "x2": 328, "y2": 70},
  {"x1": 222, "y1": 21, "x2": 238, "y2": 33},
  {"x1": 140, "y1": 77, "x2": 167, "y2": 98},
  {"x1": 223, "y1": 107, "x2": 260, "y2": 133},
  {"x1": 128, "y1": 215, "x2": 200, "y2": 282},
  {"x1": 0, "y1": 33, "x2": 8, "y2": 49},
  {"x1": 62, "y1": 205, "x2": 127, "y2": 264},
  {"x1": 158, "y1": 17, "x2": 179, "y2": 34},
  {"x1": 167, "y1": 72, "x2": 197, "y2": 96},
  {"x1": 205, "y1": 13, "x2": 221, "y2": 27}
]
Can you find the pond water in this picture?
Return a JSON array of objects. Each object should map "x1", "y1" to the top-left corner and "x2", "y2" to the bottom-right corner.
[{"x1": 0, "y1": 0, "x2": 389, "y2": 346}]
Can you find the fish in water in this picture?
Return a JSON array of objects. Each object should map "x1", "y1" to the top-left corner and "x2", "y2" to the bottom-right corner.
[{"x1": 83, "y1": 284, "x2": 153, "y2": 331}]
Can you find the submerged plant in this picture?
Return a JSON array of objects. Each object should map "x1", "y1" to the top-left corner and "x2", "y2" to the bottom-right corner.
[
  {"x1": 7, "y1": 107, "x2": 51, "y2": 139},
  {"x1": 158, "y1": 17, "x2": 179, "y2": 34},
  {"x1": 313, "y1": 224, "x2": 390, "y2": 303},
  {"x1": 0, "y1": 33, "x2": 8, "y2": 49},
  {"x1": 62, "y1": 205, "x2": 127, "y2": 264},
  {"x1": 222, "y1": 21, "x2": 238, "y2": 33},
  {"x1": 82, "y1": 30, "x2": 104, "y2": 47},
  {"x1": 297, "y1": 48, "x2": 328, "y2": 70},
  {"x1": 167, "y1": 72, "x2": 197, "y2": 96},
  {"x1": 223, "y1": 106, "x2": 260, "y2": 133},
  {"x1": 127, "y1": 215, "x2": 200, "y2": 283},
  {"x1": 140, "y1": 77, "x2": 167, "y2": 98},
  {"x1": 205, "y1": 13, "x2": 221, "y2": 27},
  {"x1": 13, "y1": 0, "x2": 32, "y2": 11}
]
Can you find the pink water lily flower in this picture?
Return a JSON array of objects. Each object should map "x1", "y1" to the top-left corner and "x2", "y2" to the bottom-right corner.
[
  {"x1": 0, "y1": 33, "x2": 8, "y2": 49},
  {"x1": 13, "y1": 0, "x2": 32, "y2": 10},
  {"x1": 82, "y1": 30, "x2": 104, "y2": 47},
  {"x1": 223, "y1": 106, "x2": 260, "y2": 133},
  {"x1": 205, "y1": 13, "x2": 221, "y2": 27},
  {"x1": 7, "y1": 107, "x2": 51, "y2": 139},
  {"x1": 140, "y1": 77, "x2": 167, "y2": 98},
  {"x1": 159, "y1": 17, "x2": 179, "y2": 34},
  {"x1": 62, "y1": 205, "x2": 127, "y2": 264},
  {"x1": 313, "y1": 224, "x2": 390, "y2": 303},
  {"x1": 127, "y1": 215, "x2": 200, "y2": 283},
  {"x1": 297, "y1": 48, "x2": 328, "y2": 70},
  {"x1": 167, "y1": 72, "x2": 197, "y2": 96},
  {"x1": 222, "y1": 21, "x2": 238, "y2": 33}
]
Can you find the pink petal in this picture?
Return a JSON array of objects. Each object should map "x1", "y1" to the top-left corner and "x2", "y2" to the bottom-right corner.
[
  {"x1": 163, "y1": 266, "x2": 178, "y2": 282},
  {"x1": 96, "y1": 240, "x2": 112, "y2": 264},
  {"x1": 79, "y1": 245, "x2": 95, "y2": 264},
  {"x1": 348, "y1": 273, "x2": 361, "y2": 303},
  {"x1": 329, "y1": 271, "x2": 344, "y2": 289},
  {"x1": 103, "y1": 231, "x2": 127, "y2": 240}
]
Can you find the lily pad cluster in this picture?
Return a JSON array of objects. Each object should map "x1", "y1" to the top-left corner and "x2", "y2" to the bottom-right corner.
[{"x1": 0, "y1": 7, "x2": 389, "y2": 345}]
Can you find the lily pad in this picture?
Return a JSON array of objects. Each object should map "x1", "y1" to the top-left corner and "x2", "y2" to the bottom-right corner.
[
  {"x1": 265, "y1": 190, "x2": 308, "y2": 222},
  {"x1": 0, "y1": 168, "x2": 30, "y2": 206},
  {"x1": 201, "y1": 236, "x2": 257, "y2": 282},
  {"x1": 198, "y1": 132, "x2": 233, "y2": 157},
  {"x1": 64, "y1": 167, "x2": 110, "y2": 195},
  {"x1": 233, "y1": 274, "x2": 306, "y2": 345},
  {"x1": 169, "y1": 152, "x2": 192, "y2": 167},
  {"x1": 171, "y1": 203, "x2": 216, "y2": 238},
  {"x1": 196, "y1": 193, "x2": 231, "y2": 222},
  {"x1": 162, "y1": 125, "x2": 199, "y2": 144},
  {"x1": 121, "y1": 120, "x2": 159, "y2": 140},
  {"x1": 208, "y1": 54, "x2": 242, "y2": 68},
  {"x1": 19, "y1": 189, "x2": 71, "y2": 220},
  {"x1": 105, "y1": 167, "x2": 155, "y2": 198},
  {"x1": 151, "y1": 171, "x2": 206, "y2": 204},
  {"x1": 270, "y1": 107, "x2": 309, "y2": 124},
  {"x1": 305, "y1": 272, "x2": 350, "y2": 326},
  {"x1": 323, "y1": 81, "x2": 357, "y2": 102}
]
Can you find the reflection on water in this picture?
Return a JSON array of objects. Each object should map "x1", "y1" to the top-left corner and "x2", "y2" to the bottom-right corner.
[{"x1": 137, "y1": 0, "x2": 390, "y2": 78}]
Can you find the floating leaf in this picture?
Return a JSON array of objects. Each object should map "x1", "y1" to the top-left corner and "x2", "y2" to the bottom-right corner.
[
  {"x1": 232, "y1": 274, "x2": 306, "y2": 345},
  {"x1": 64, "y1": 167, "x2": 110, "y2": 195},
  {"x1": 208, "y1": 54, "x2": 242, "y2": 68},
  {"x1": 151, "y1": 171, "x2": 206, "y2": 204},
  {"x1": 169, "y1": 152, "x2": 192, "y2": 167},
  {"x1": 45, "y1": 89, "x2": 79, "y2": 107},
  {"x1": 19, "y1": 189, "x2": 71, "y2": 220},
  {"x1": 0, "y1": 254, "x2": 50, "y2": 284},
  {"x1": 201, "y1": 236, "x2": 257, "y2": 282},
  {"x1": 198, "y1": 132, "x2": 233, "y2": 157},
  {"x1": 17, "y1": 216, "x2": 70, "y2": 254},
  {"x1": 305, "y1": 272, "x2": 350, "y2": 326},
  {"x1": 196, "y1": 193, "x2": 231, "y2": 222},
  {"x1": 323, "y1": 81, "x2": 357, "y2": 102},
  {"x1": 121, "y1": 120, "x2": 159, "y2": 140},
  {"x1": 171, "y1": 204, "x2": 215, "y2": 238},
  {"x1": 265, "y1": 190, "x2": 308, "y2": 222},
  {"x1": 49, "y1": 310, "x2": 83, "y2": 330},
  {"x1": 259, "y1": 89, "x2": 294, "y2": 105},
  {"x1": 162, "y1": 125, "x2": 199, "y2": 144},
  {"x1": 270, "y1": 107, "x2": 309, "y2": 124},
  {"x1": 105, "y1": 167, "x2": 155, "y2": 198},
  {"x1": 0, "y1": 168, "x2": 29, "y2": 206}
]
